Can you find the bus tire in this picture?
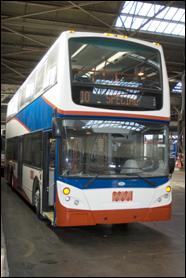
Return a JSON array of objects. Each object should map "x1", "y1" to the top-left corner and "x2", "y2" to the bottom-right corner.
[{"x1": 33, "y1": 179, "x2": 43, "y2": 220}]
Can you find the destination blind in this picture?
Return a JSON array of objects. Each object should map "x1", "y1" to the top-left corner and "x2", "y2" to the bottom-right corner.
[{"x1": 72, "y1": 83, "x2": 159, "y2": 110}]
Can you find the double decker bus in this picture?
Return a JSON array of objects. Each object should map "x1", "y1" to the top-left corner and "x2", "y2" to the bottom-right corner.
[{"x1": 6, "y1": 31, "x2": 173, "y2": 227}]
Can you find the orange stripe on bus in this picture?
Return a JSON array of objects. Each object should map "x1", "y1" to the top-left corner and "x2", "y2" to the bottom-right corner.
[{"x1": 42, "y1": 96, "x2": 170, "y2": 121}]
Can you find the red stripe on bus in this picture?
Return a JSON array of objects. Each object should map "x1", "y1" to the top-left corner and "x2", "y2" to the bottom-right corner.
[{"x1": 42, "y1": 96, "x2": 170, "y2": 121}]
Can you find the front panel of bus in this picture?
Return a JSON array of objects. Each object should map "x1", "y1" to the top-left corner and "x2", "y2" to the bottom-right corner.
[{"x1": 55, "y1": 34, "x2": 171, "y2": 226}]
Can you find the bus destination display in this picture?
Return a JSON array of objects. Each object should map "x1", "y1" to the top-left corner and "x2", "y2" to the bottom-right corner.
[{"x1": 79, "y1": 89, "x2": 156, "y2": 110}]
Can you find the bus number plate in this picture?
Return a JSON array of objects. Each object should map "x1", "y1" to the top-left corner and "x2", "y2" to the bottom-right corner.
[{"x1": 112, "y1": 191, "x2": 133, "y2": 202}]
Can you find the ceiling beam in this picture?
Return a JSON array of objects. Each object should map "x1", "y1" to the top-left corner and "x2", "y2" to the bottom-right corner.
[
  {"x1": 2, "y1": 26, "x2": 47, "y2": 47},
  {"x1": 3, "y1": 2, "x2": 119, "y2": 17},
  {"x1": 2, "y1": 58, "x2": 35, "y2": 69},
  {"x1": 2, "y1": 48, "x2": 44, "y2": 57},
  {"x1": 67, "y1": 1, "x2": 121, "y2": 34},
  {"x1": 3, "y1": 17, "x2": 184, "y2": 49},
  {"x1": 1, "y1": 43, "x2": 46, "y2": 51},
  {"x1": 2, "y1": 1, "x2": 106, "y2": 23},
  {"x1": 1, "y1": 29, "x2": 58, "y2": 42},
  {"x1": 1, "y1": 62, "x2": 26, "y2": 78},
  {"x1": 2, "y1": 18, "x2": 107, "y2": 33}
]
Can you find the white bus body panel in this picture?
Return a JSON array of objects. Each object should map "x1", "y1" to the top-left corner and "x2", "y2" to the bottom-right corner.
[
  {"x1": 6, "y1": 118, "x2": 29, "y2": 139},
  {"x1": 57, "y1": 180, "x2": 172, "y2": 211},
  {"x1": 22, "y1": 165, "x2": 43, "y2": 204}
]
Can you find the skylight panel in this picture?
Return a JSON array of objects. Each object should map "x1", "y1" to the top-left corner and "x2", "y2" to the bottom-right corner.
[
  {"x1": 115, "y1": 1, "x2": 185, "y2": 37},
  {"x1": 155, "y1": 22, "x2": 169, "y2": 33},
  {"x1": 138, "y1": 3, "x2": 152, "y2": 16},
  {"x1": 171, "y1": 24, "x2": 184, "y2": 35},
  {"x1": 121, "y1": 1, "x2": 134, "y2": 14},
  {"x1": 133, "y1": 2, "x2": 144, "y2": 14},
  {"x1": 141, "y1": 20, "x2": 153, "y2": 31},
  {"x1": 173, "y1": 9, "x2": 185, "y2": 21},
  {"x1": 121, "y1": 15, "x2": 130, "y2": 28},
  {"x1": 131, "y1": 18, "x2": 144, "y2": 30},
  {"x1": 164, "y1": 22, "x2": 178, "y2": 34},
  {"x1": 157, "y1": 7, "x2": 170, "y2": 19},
  {"x1": 164, "y1": 7, "x2": 178, "y2": 20},
  {"x1": 115, "y1": 17, "x2": 122, "y2": 28},
  {"x1": 180, "y1": 12, "x2": 185, "y2": 22},
  {"x1": 154, "y1": 4, "x2": 162, "y2": 13},
  {"x1": 146, "y1": 4, "x2": 156, "y2": 17},
  {"x1": 180, "y1": 26, "x2": 185, "y2": 36},
  {"x1": 127, "y1": 1, "x2": 137, "y2": 15},
  {"x1": 146, "y1": 20, "x2": 162, "y2": 32}
]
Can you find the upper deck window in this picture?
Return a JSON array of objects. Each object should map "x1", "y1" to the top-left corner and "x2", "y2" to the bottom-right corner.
[{"x1": 69, "y1": 37, "x2": 163, "y2": 111}]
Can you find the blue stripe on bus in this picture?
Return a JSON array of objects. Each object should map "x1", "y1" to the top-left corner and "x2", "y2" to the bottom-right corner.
[
  {"x1": 57, "y1": 176, "x2": 169, "y2": 189},
  {"x1": 56, "y1": 113, "x2": 169, "y2": 124},
  {"x1": 16, "y1": 97, "x2": 54, "y2": 131},
  {"x1": 14, "y1": 95, "x2": 169, "y2": 132}
]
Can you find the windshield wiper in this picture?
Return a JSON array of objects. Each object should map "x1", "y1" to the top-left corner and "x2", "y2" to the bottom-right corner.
[
  {"x1": 83, "y1": 174, "x2": 99, "y2": 188},
  {"x1": 117, "y1": 166, "x2": 156, "y2": 187},
  {"x1": 133, "y1": 173, "x2": 156, "y2": 187}
]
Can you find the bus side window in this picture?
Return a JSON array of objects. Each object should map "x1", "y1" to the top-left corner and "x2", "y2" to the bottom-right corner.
[
  {"x1": 35, "y1": 63, "x2": 46, "y2": 95},
  {"x1": 25, "y1": 75, "x2": 35, "y2": 104},
  {"x1": 44, "y1": 46, "x2": 58, "y2": 90},
  {"x1": 19, "y1": 86, "x2": 26, "y2": 109}
]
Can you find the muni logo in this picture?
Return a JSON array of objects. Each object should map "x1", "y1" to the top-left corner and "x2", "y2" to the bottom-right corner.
[{"x1": 112, "y1": 191, "x2": 133, "y2": 202}]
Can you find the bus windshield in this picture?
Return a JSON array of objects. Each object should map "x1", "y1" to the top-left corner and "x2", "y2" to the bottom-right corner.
[
  {"x1": 60, "y1": 119, "x2": 169, "y2": 178},
  {"x1": 69, "y1": 37, "x2": 162, "y2": 111}
]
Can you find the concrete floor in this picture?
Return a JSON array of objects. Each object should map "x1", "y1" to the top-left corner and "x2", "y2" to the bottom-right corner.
[{"x1": 1, "y1": 171, "x2": 185, "y2": 277}]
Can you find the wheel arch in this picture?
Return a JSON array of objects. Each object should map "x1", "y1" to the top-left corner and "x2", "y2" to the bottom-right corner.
[{"x1": 32, "y1": 176, "x2": 40, "y2": 205}]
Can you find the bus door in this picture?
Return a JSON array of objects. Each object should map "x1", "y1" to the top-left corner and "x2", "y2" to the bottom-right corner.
[
  {"x1": 42, "y1": 132, "x2": 56, "y2": 211},
  {"x1": 17, "y1": 136, "x2": 23, "y2": 189}
]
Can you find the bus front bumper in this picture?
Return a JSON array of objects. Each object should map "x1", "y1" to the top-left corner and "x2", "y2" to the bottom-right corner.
[{"x1": 55, "y1": 194, "x2": 171, "y2": 227}]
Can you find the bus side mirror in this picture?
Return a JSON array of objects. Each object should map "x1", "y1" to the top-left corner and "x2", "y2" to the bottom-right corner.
[
  {"x1": 169, "y1": 157, "x2": 175, "y2": 174},
  {"x1": 52, "y1": 118, "x2": 62, "y2": 137}
]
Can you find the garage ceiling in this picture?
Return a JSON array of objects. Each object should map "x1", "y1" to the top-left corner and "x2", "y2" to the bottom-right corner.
[{"x1": 1, "y1": 1, "x2": 185, "y2": 125}]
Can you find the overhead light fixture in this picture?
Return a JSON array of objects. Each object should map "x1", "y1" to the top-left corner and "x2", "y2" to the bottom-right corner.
[
  {"x1": 138, "y1": 71, "x2": 144, "y2": 77},
  {"x1": 86, "y1": 51, "x2": 127, "y2": 76},
  {"x1": 71, "y1": 44, "x2": 87, "y2": 58}
]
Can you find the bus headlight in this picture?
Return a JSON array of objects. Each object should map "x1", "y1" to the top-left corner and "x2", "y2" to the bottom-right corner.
[
  {"x1": 63, "y1": 187, "x2": 71, "y2": 195},
  {"x1": 166, "y1": 186, "x2": 171, "y2": 193}
]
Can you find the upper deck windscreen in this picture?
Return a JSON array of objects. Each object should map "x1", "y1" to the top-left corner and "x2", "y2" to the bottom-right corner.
[{"x1": 69, "y1": 37, "x2": 163, "y2": 111}]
